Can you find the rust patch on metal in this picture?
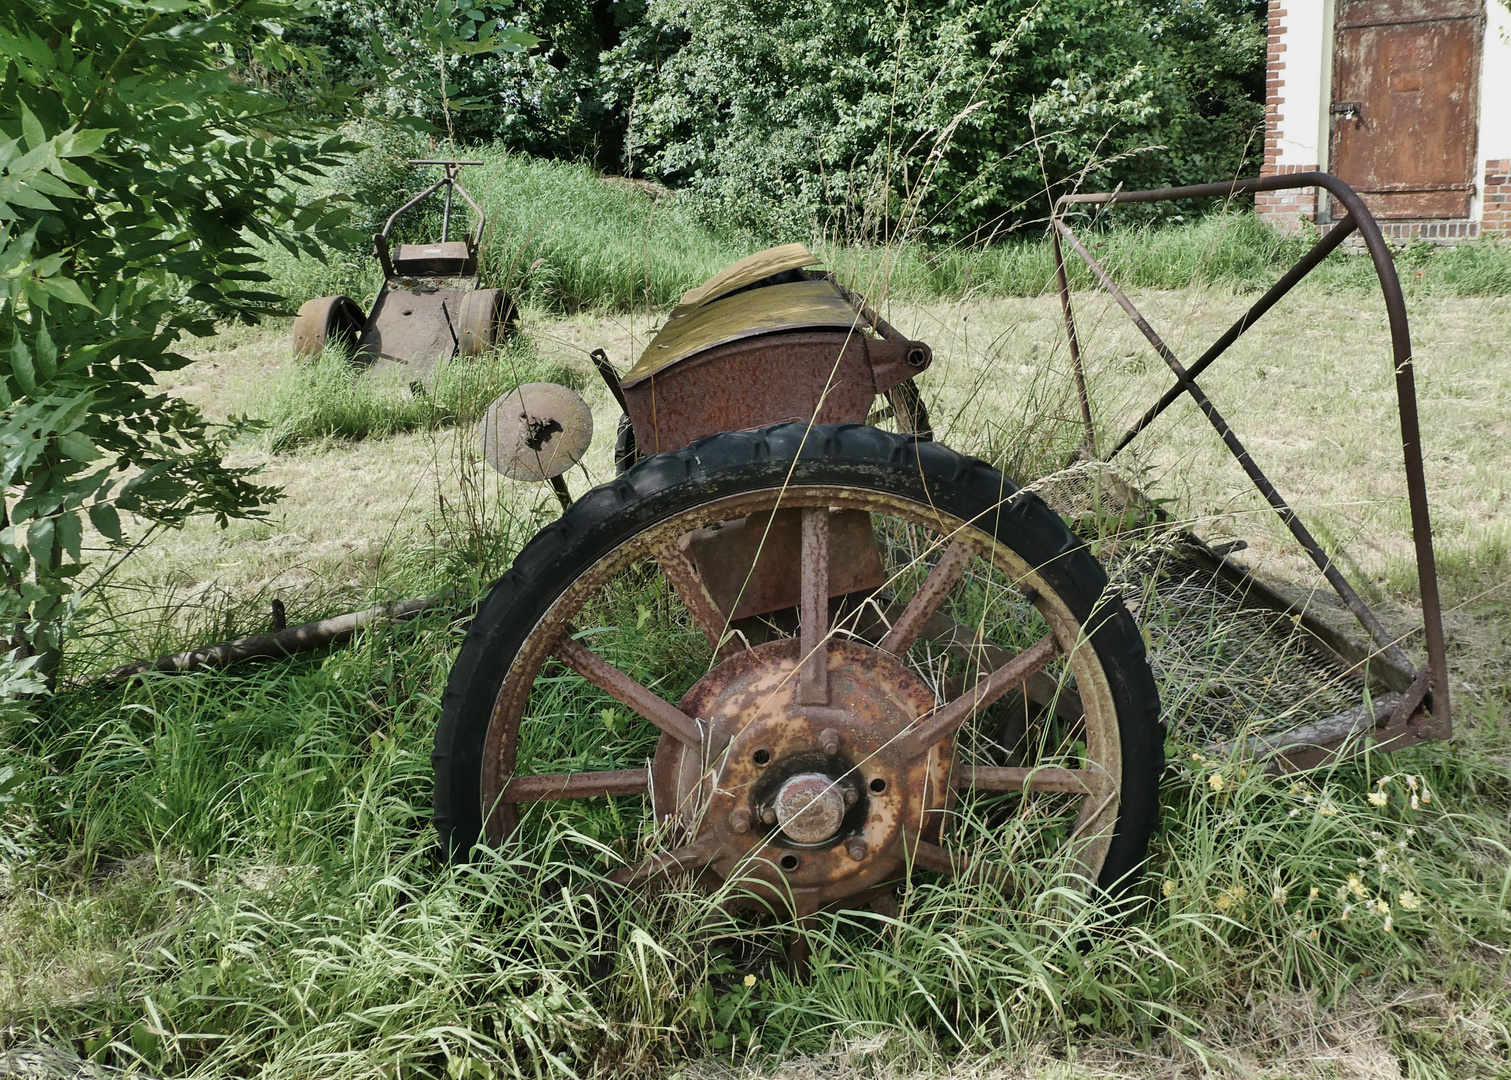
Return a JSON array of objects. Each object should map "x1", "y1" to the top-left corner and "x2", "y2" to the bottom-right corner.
[
  {"x1": 651, "y1": 637, "x2": 950, "y2": 917},
  {"x1": 686, "y1": 507, "x2": 885, "y2": 622}
]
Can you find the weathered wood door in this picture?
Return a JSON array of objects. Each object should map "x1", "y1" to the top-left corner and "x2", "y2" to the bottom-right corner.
[{"x1": 1330, "y1": 0, "x2": 1483, "y2": 220}]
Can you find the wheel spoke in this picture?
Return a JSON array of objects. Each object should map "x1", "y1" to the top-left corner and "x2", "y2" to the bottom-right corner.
[
  {"x1": 900, "y1": 634, "x2": 1059, "y2": 759},
  {"x1": 901, "y1": 831, "x2": 1018, "y2": 893},
  {"x1": 504, "y1": 768, "x2": 650, "y2": 802},
  {"x1": 901, "y1": 832, "x2": 962, "y2": 875},
  {"x1": 954, "y1": 765, "x2": 1097, "y2": 794},
  {"x1": 608, "y1": 832, "x2": 722, "y2": 886},
  {"x1": 880, "y1": 538, "x2": 976, "y2": 656},
  {"x1": 656, "y1": 541, "x2": 740, "y2": 658},
  {"x1": 553, "y1": 634, "x2": 703, "y2": 748},
  {"x1": 797, "y1": 505, "x2": 830, "y2": 705}
]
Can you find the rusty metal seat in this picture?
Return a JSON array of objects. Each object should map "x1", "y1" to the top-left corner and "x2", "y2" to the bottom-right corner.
[{"x1": 392, "y1": 241, "x2": 475, "y2": 277}]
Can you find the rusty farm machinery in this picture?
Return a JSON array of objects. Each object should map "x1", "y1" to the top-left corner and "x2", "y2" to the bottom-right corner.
[
  {"x1": 291, "y1": 159, "x2": 516, "y2": 381},
  {"x1": 428, "y1": 172, "x2": 1448, "y2": 930}
]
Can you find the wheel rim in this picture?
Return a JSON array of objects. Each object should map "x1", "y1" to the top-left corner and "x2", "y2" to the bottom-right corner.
[{"x1": 479, "y1": 485, "x2": 1126, "y2": 912}]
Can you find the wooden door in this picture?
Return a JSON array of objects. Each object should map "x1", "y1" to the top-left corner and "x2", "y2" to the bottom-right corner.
[{"x1": 1330, "y1": 0, "x2": 1483, "y2": 220}]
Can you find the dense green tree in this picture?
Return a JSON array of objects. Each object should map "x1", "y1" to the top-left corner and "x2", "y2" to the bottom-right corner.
[
  {"x1": 299, "y1": 0, "x2": 636, "y2": 162},
  {"x1": 618, "y1": 0, "x2": 1267, "y2": 240},
  {"x1": 299, "y1": 0, "x2": 1265, "y2": 242}
]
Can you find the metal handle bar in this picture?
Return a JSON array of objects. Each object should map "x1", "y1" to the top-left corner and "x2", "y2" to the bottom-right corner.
[{"x1": 376, "y1": 166, "x2": 488, "y2": 256}]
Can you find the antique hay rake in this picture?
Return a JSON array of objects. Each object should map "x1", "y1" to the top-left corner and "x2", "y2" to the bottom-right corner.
[{"x1": 437, "y1": 173, "x2": 1447, "y2": 927}]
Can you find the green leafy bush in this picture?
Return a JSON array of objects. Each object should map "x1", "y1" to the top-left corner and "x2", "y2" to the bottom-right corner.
[
  {"x1": 0, "y1": 0, "x2": 351, "y2": 677},
  {"x1": 300, "y1": 0, "x2": 1265, "y2": 243},
  {"x1": 622, "y1": 0, "x2": 1266, "y2": 242}
]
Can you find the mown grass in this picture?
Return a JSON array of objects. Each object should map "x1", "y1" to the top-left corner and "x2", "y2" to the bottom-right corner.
[
  {"x1": 3, "y1": 586, "x2": 1509, "y2": 1077},
  {"x1": 258, "y1": 140, "x2": 1511, "y2": 317}
]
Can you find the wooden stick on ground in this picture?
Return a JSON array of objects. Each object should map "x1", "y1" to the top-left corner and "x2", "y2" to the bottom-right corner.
[{"x1": 96, "y1": 596, "x2": 443, "y2": 682}]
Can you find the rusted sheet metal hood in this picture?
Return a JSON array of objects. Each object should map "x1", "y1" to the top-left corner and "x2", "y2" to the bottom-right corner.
[
  {"x1": 678, "y1": 242, "x2": 819, "y2": 309},
  {"x1": 625, "y1": 279, "x2": 865, "y2": 387}
]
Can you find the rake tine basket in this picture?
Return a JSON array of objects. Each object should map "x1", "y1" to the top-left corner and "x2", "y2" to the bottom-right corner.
[{"x1": 1049, "y1": 172, "x2": 1449, "y2": 770}]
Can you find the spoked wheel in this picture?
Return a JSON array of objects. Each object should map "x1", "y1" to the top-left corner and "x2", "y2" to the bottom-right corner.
[{"x1": 434, "y1": 423, "x2": 1161, "y2": 916}]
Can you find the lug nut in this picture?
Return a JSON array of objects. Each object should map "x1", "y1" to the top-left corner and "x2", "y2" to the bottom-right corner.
[
  {"x1": 760, "y1": 806, "x2": 777, "y2": 826},
  {"x1": 729, "y1": 808, "x2": 751, "y2": 835},
  {"x1": 820, "y1": 728, "x2": 841, "y2": 756},
  {"x1": 845, "y1": 838, "x2": 868, "y2": 861}
]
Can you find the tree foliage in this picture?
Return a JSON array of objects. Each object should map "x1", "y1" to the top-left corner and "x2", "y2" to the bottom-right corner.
[
  {"x1": 0, "y1": 0, "x2": 353, "y2": 679},
  {"x1": 623, "y1": 0, "x2": 1267, "y2": 240},
  {"x1": 302, "y1": 0, "x2": 1265, "y2": 242}
]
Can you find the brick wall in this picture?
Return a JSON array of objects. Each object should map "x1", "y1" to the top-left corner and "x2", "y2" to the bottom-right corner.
[
  {"x1": 1486, "y1": 159, "x2": 1511, "y2": 237},
  {"x1": 1256, "y1": 1, "x2": 1320, "y2": 232}
]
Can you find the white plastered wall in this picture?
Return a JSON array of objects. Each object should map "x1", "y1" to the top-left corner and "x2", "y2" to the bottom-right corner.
[
  {"x1": 1273, "y1": 1, "x2": 1333, "y2": 169},
  {"x1": 1480, "y1": 0, "x2": 1511, "y2": 215}
]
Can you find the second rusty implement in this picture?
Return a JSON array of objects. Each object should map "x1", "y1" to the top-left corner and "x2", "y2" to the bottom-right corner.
[{"x1": 292, "y1": 160, "x2": 517, "y2": 383}]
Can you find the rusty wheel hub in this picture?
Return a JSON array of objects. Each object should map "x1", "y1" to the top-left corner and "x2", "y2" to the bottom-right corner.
[{"x1": 651, "y1": 638, "x2": 953, "y2": 915}]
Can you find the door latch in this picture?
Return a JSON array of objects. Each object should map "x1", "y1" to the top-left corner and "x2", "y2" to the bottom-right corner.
[{"x1": 1330, "y1": 101, "x2": 1364, "y2": 124}]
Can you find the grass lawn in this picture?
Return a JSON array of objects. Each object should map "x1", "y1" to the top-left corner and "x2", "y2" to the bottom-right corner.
[{"x1": 2, "y1": 260, "x2": 1509, "y2": 1078}]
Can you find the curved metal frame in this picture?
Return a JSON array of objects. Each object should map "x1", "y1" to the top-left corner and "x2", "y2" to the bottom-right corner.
[{"x1": 1050, "y1": 172, "x2": 1448, "y2": 755}]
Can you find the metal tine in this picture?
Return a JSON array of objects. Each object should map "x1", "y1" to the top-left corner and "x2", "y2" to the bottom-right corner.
[
  {"x1": 1054, "y1": 221, "x2": 1415, "y2": 673},
  {"x1": 1101, "y1": 213, "x2": 1360, "y2": 462}
]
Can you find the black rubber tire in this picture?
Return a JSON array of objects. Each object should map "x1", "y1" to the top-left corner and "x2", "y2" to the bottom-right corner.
[{"x1": 433, "y1": 422, "x2": 1163, "y2": 891}]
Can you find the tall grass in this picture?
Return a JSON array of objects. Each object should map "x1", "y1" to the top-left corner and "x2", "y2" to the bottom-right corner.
[
  {"x1": 252, "y1": 338, "x2": 581, "y2": 453},
  {"x1": 259, "y1": 142, "x2": 1511, "y2": 316},
  {"x1": 4, "y1": 600, "x2": 1509, "y2": 1077}
]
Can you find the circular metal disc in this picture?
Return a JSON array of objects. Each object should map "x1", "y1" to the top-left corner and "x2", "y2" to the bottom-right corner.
[{"x1": 481, "y1": 383, "x2": 593, "y2": 481}]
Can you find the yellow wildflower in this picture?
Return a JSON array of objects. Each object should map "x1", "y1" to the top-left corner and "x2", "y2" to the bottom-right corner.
[
  {"x1": 1372, "y1": 898, "x2": 1391, "y2": 917},
  {"x1": 1162, "y1": 879, "x2": 1177, "y2": 898},
  {"x1": 743, "y1": 973, "x2": 757, "y2": 988},
  {"x1": 1348, "y1": 875, "x2": 1367, "y2": 899},
  {"x1": 1209, "y1": 772, "x2": 1226, "y2": 793},
  {"x1": 1215, "y1": 893, "x2": 1232, "y2": 911},
  {"x1": 1398, "y1": 891, "x2": 1421, "y2": 911},
  {"x1": 1309, "y1": 886, "x2": 1320, "y2": 899},
  {"x1": 1368, "y1": 791, "x2": 1388, "y2": 807}
]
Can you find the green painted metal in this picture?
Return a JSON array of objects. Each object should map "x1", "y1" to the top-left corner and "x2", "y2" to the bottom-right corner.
[{"x1": 624, "y1": 279, "x2": 865, "y2": 386}]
